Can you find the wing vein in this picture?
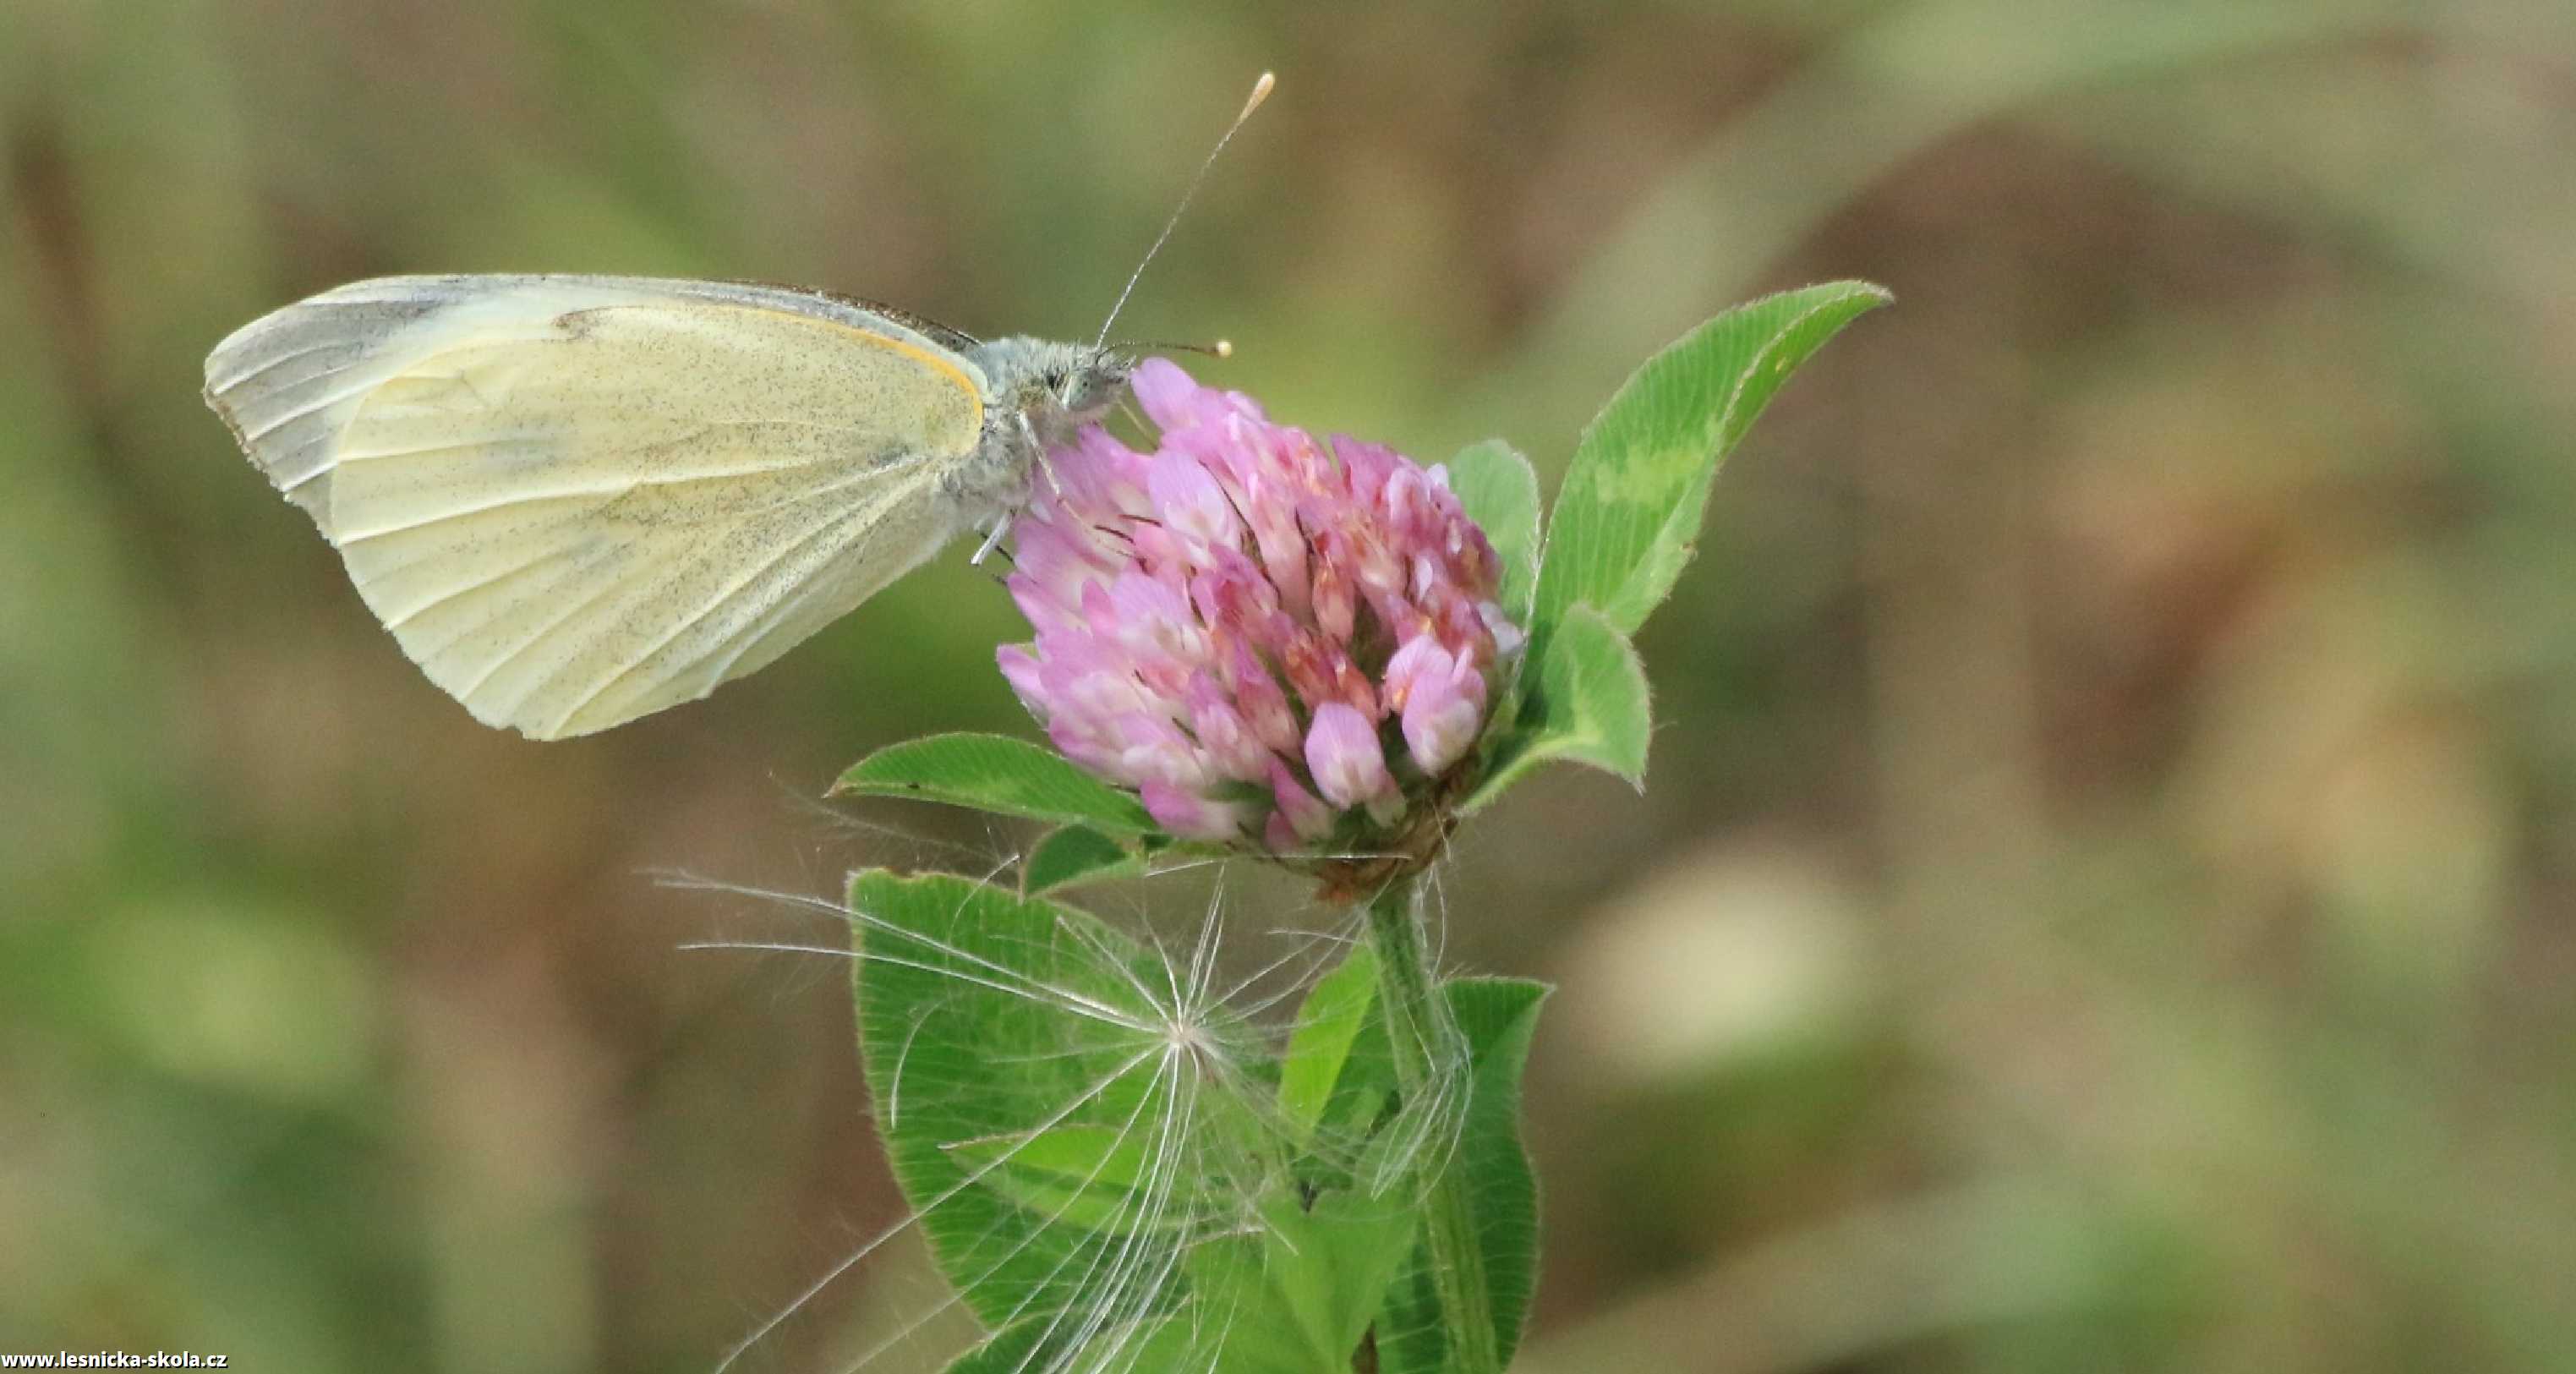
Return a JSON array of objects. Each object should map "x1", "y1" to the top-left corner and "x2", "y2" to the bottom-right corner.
[
  {"x1": 334, "y1": 457, "x2": 883, "y2": 545},
  {"x1": 208, "y1": 337, "x2": 352, "y2": 393},
  {"x1": 545, "y1": 478, "x2": 928, "y2": 735},
  {"x1": 457, "y1": 567, "x2": 637, "y2": 704},
  {"x1": 380, "y1": 541, "x2": 577, "y2": 632},
  {"x1": 335, "y1": 417, "x2": 869, "y2": 465},
  {"x1": 238, "y1": 374, "x2": 391, "y2": 443}
]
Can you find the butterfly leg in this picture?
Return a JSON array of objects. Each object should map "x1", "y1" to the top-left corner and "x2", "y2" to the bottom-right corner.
[
  {"x1": 1021, "y1": 411, "x2": 1067, "y2": 502},
  {"x1": 969, "y1": 513, "x2": 1013, "y2": 566},
  {"x1": 966, "y1": 413, "x2": 1063, "y2": 567}
]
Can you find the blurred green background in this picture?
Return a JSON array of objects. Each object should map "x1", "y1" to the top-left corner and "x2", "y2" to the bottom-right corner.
[{"x1": 6, "y1": 0, "x2": 2575, "y2": 1369}]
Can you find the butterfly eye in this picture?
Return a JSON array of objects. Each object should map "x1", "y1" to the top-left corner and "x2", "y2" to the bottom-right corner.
[{"x1": 1060, "y1": 370, "x2": 1113, "y2": 413}]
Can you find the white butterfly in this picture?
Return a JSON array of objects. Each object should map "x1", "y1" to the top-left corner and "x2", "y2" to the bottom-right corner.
[
  {"x1": 205, "y1": 76, "x2": 1270, "y2": 742},
  {"x1": 205, "y1": 275, "x2": 1129, "y2": 738}
]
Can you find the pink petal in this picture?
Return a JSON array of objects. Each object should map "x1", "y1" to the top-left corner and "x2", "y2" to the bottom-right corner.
[
  {"x1": 1304, "y1": 703, "x2": 1392, "y2": 810},
  {"x1": 1381, "y1": 636, "x2": 1454, "y2": 714},
  {"x1": 1186, "y1": 672, "x2": 1273, "y2": 783},
  {"x1": 1141, "y1": 781, "x2": 1248, "y2": 841},
  {"x1": 1223, "y1": 642, "x2": 1300, "y2": 754},
  {"x1": 997, "y1": 645, "x2": 1049, "y2": 720},
  {"x1": 1130, "y1": 358, "x2": 1211, "y2": 432},
  {"x1": 1310, "y1": 559, "x2": 1357, "y2": 643},
  {"x1": 1148, "y1": 448, "x2": 1244, "y2": 548},
  {"x1": 1110, "y1": 712, "x2": 1210, "y2": 790},
  {"x1": 1268, "y1": 760, "x2": 1337, "y2": 841},
  {"x1": 1400, "y1": 653, "x2": 1487, "y2": 775}
]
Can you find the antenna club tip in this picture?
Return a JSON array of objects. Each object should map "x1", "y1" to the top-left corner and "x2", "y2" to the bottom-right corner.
[
  {"x1": 1097, "y1": 70, "x2": 1273, "y2": 348},
  {"x1": 1214, "y1": 339, "x2": 1233, "y2": 359}
]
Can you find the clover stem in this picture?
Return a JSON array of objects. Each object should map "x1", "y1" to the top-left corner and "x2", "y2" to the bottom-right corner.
[{"x1": 1364, "y1": 879, "x2": 1500, "y2": 1374}]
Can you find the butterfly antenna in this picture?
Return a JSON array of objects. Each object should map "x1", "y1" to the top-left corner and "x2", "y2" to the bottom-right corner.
[
  {"x1": 1108, "y1": 338, "x2": 1233, "y2": 359},
  {"x1": 1094, "y1": 70, "x2": 1275, "y2": 351}
]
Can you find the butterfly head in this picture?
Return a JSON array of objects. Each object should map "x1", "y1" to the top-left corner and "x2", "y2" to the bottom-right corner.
[
  {"x1": 971, "y1": 337, "x2": 1132, "y2": 448},
  {"x1": 1053, "y1": 348, "x2": 1135, "y2": 424}
]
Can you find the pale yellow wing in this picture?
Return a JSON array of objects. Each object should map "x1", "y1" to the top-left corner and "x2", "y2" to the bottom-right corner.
[{"x1": 205, "y1": 275, "x2": 987, "y2": 738}]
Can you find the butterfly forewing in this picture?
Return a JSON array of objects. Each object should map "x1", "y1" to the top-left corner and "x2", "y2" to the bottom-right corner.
[{"x1": 205, "y1": 275, "x2": 989, "y2": 738}]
